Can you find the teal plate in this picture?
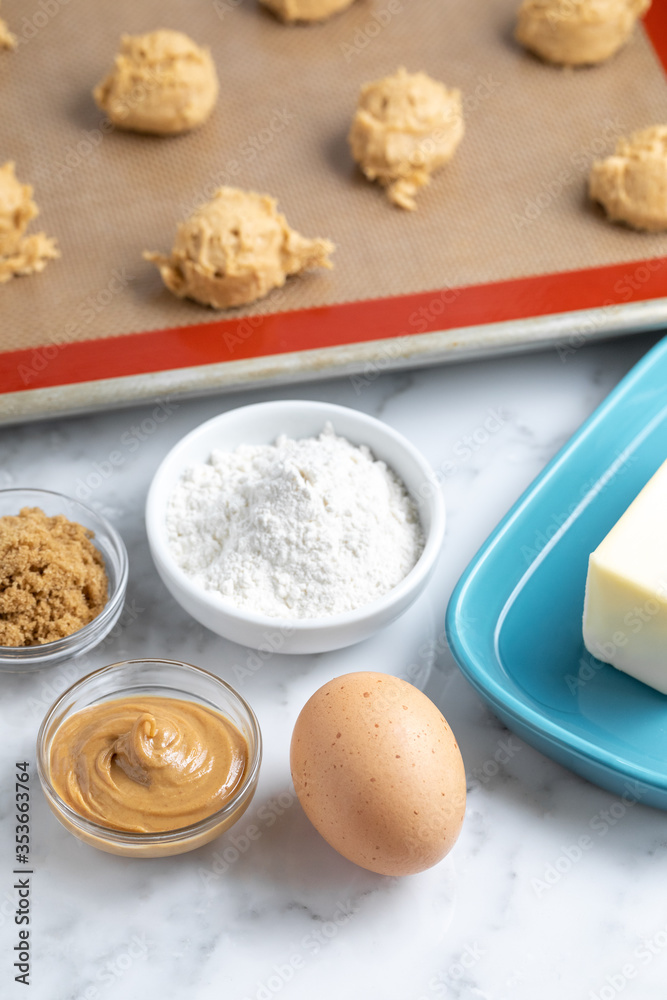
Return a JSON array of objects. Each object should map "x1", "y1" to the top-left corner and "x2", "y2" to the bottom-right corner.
[{"x1": 446, "y1": 336, "x2": 667, "y2": 809}]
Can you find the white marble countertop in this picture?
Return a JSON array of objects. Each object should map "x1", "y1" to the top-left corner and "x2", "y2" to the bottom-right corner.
[{"x1": 1, "y1": 332, "x2": 666, "y2": 1000}]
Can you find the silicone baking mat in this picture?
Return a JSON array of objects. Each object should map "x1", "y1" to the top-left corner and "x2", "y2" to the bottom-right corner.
[{"x1": 1, "y1": 0, "x2": 667, "y2": 421}]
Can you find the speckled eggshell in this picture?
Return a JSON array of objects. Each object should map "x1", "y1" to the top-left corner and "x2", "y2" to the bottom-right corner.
[{"x1": 290, "y1": 671, "x2": 466, "y2": 876}]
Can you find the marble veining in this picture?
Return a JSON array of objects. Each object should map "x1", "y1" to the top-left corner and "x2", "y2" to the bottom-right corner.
[{"x1": 0, "y1": 331, "x2": 665, "y2": 1000}]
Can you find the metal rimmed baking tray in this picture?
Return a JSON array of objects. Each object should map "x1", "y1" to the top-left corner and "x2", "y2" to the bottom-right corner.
[{"x1": 1, "y1": 0, "x2": 666, "y2": 424}]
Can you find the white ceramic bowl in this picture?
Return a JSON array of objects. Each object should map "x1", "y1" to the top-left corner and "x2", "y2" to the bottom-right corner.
[{"x1": 146, "y1": 401, "x2": 445, "y2": 654}]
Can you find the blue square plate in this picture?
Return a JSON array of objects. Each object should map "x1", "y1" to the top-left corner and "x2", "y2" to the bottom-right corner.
[{"x1": 446, "y1": 336, "x2": 667, "y2": 808}]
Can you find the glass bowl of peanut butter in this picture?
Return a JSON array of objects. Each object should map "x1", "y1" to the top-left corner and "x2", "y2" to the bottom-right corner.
[{"x1": 36, "y1": 658, "x2": 262, "y2": 857}]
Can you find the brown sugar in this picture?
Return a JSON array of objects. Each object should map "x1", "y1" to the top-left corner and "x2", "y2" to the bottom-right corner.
[{"x1": 0, "y1": 507, "x2": 109, "y2": 646}]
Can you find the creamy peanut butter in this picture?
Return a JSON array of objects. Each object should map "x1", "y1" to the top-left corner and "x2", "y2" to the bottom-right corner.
[{"x1": 49, "y1": 697, "x2": 248, "y2": 833}]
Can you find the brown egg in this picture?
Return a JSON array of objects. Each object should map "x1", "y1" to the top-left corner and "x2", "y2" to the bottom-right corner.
[{"x1": 290, "y1": 671, "x2": 466, "y2": 876}]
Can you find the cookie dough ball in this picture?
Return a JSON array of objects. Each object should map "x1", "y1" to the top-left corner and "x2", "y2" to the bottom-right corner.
[
  {"x1": 144, "y1": 187, "x2": 335, "y2": 309},
  {"x1": 0, "y1": 3, "x2": 16, "y2": 50},
  {"x1": 0, "y1": 162, "x2": 59, "y2": 283},
  {"x1": 589, "y1": 126, "x2": 667, "y2": 231},
  {"x1": 0, "y1": 162, "x2": 36, "y2": 256},
  {"x1": 348, "y1": 67, "x2": 463, "y2": 211},
  {"x1": 261, "y1": 0, "x2": 355, "y2": 22},
  {"x1": 93, "y1": 30, "x2": 219, "y2": 135},
  {"x1": 515, "y1": 0, "x2": 651, "y2": 67}
]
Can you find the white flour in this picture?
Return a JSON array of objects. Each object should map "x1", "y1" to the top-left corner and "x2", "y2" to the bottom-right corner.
[{"x1": 166, "y1": 423, "x2": 424, "y2": 619}]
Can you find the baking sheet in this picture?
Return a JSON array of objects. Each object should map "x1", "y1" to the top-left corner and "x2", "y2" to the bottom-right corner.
[{"x1": 1, "y1": 0, "x2": 667, "y2": 422}]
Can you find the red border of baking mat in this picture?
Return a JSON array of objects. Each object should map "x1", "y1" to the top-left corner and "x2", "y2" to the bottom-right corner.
[{"x1": 3, "y1": 6, "x2": 666, "y2": 397}]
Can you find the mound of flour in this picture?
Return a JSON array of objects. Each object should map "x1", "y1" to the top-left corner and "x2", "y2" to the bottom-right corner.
[{"x1": 166, "y1": 423, "x2": 424, "y2": 619}]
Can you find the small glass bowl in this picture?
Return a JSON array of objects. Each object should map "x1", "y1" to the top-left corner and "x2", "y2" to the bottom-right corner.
[
  {"x1": 0, "y1": 488, "x2": 129, "y2": 673},
  {"x1": 36, "y1": 659, "x2": 262, "y2": 858}
]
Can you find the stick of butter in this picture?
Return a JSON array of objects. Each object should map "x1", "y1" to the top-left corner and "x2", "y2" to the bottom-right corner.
[{"x1": 583, "y1": 459, "x2": 667, "y2": 694}]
